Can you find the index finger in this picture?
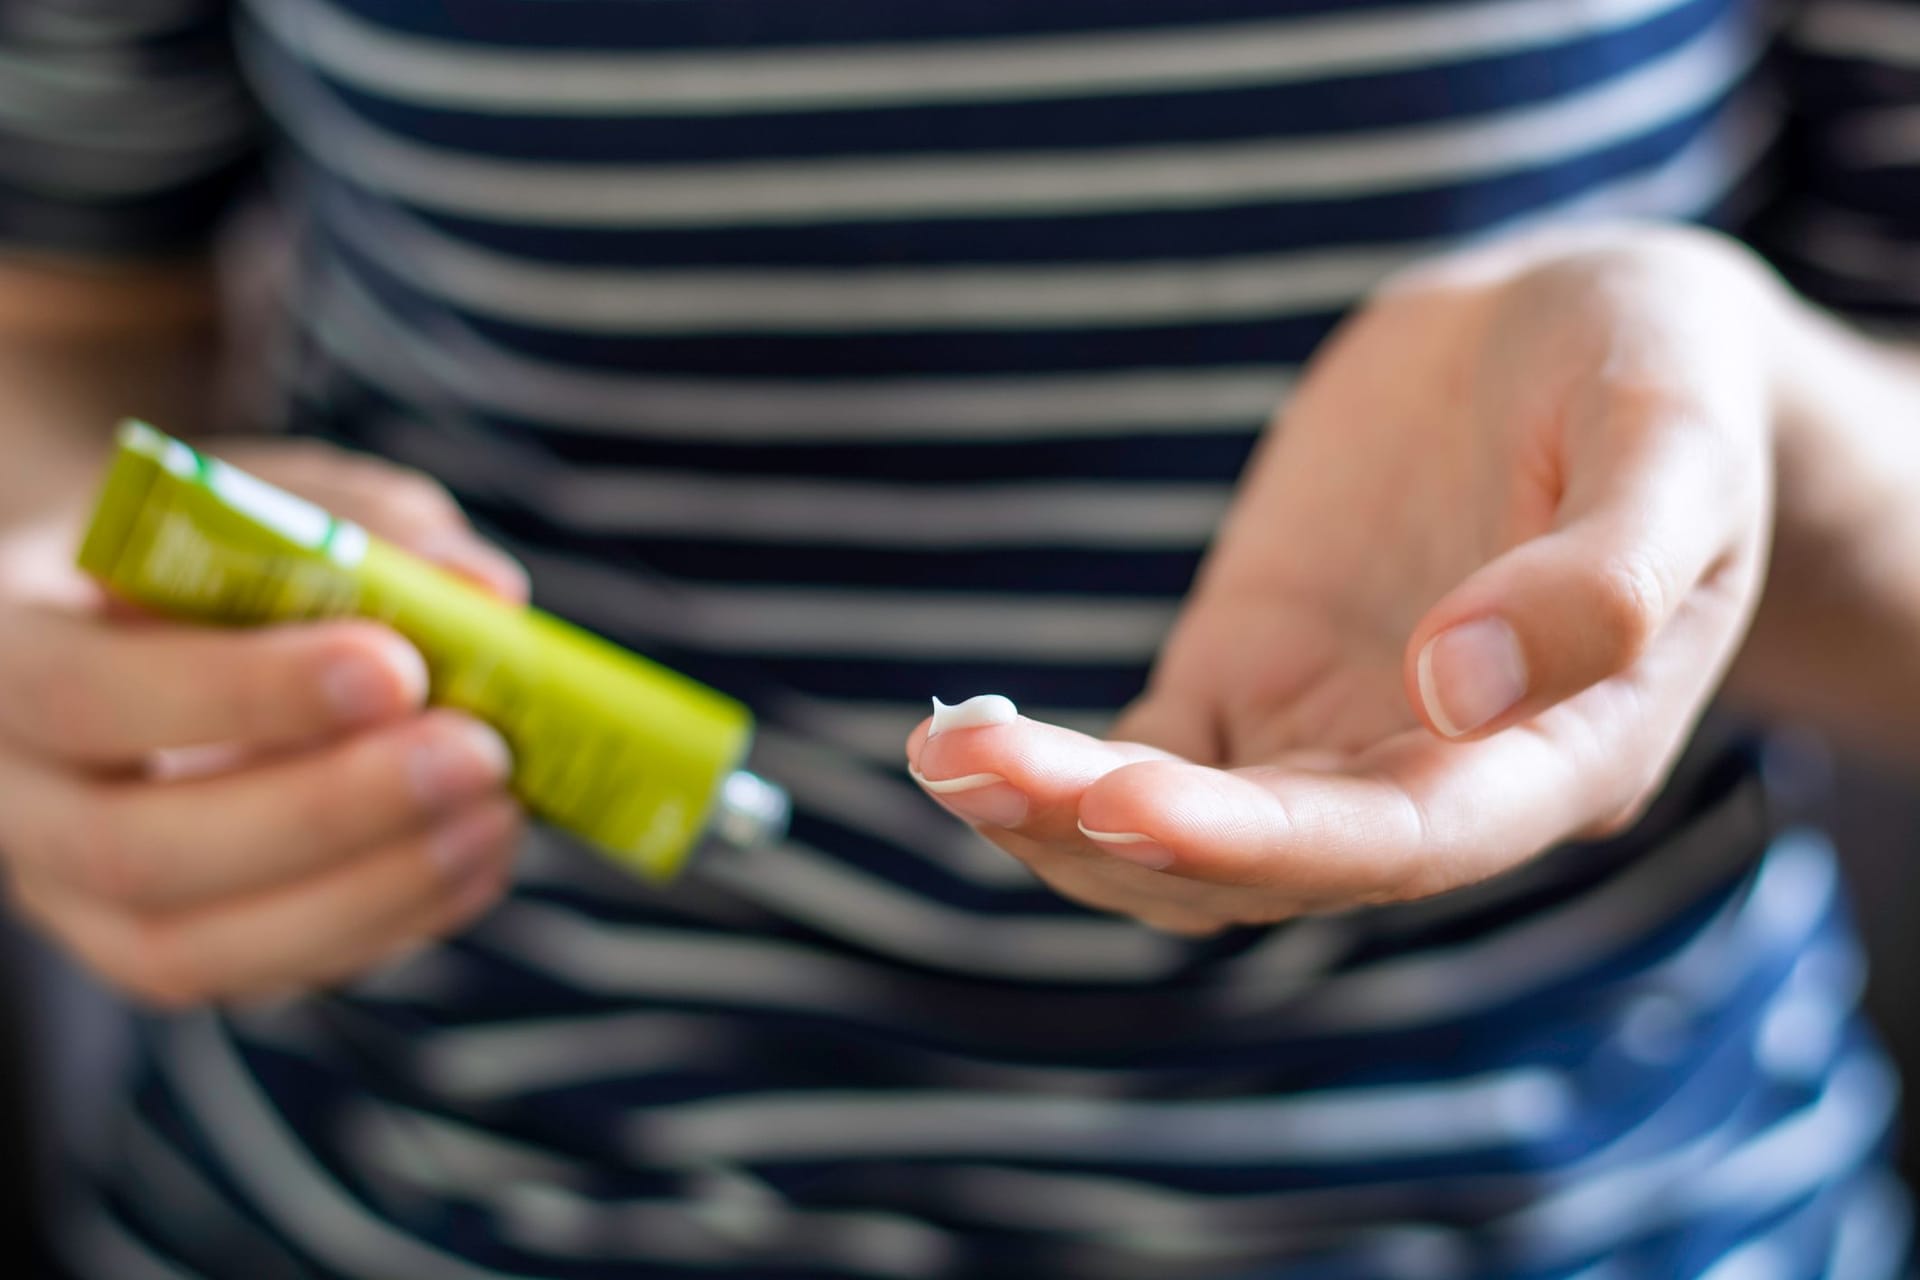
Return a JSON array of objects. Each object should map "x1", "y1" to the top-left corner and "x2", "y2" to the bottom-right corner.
[
  {"x1": 1071, "y1": 723, "x2": 1597, "y2": 907},
  {"x1": 906, "y1": 699, "x2": 1175, "y2": 844},
  {"x1": 909, "y1": 696, "x2": 1588, "y2": 908},
  {"x1": 0, "y1": 607, "x2": 426, "y2": 766}
]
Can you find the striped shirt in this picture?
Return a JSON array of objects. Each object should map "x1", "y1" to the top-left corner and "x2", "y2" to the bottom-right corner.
[{"x1": 8, "y1": 0, "x2": 1917, "y2": 1276}]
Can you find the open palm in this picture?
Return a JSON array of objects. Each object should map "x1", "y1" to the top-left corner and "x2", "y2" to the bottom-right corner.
[{"x1": 907, "y1": 226, "x2": 1779, "y2": 935}]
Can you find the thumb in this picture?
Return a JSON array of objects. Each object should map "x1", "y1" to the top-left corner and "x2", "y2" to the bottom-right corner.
[
  {"x1": 1405, "y1": 408, "x2": 1756, "y2": 740},
  {"x1": 232, "y1": 443, "x2": 530, "y2": 605}
]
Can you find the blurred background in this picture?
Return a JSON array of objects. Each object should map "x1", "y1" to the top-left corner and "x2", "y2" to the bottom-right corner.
[{"x1": 1831, "y1": 759, "x2": 1920, "y2": 1177}]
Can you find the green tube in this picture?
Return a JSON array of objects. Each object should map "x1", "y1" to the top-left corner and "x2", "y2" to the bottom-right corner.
[{"x1": 75, "y1": 421, "x2": 788, "y2": 880}]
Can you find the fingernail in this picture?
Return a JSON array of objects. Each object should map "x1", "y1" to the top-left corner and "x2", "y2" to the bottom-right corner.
[
  {"x1": 911, "y1": 768, "x2": 1028, "y2": 827},
  {"x1": 1417, "y1": 617, "x2": 1528, "y2": 738},
  {"x1": 324, "y1": 638, "x2": 428, "y2": 723},
  {"x1": 427, "y1": 802, "x2": 517, "y2": 883},
  {"x1": 1077, "y1": 822, "x2": 1175, "y2": 871},
  {"x1": 927, "y1": 694, "x2": 1019, "y2": 738},
  {"x1": 411, "y1": 718, "x2": 513, "y2": 807}
]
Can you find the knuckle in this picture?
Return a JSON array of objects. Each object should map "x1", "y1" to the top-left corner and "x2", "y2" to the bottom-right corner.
[
  {"x1": 1358, "y1": 794, "x2": 1451, "y2": 906},
  {"x1": 1584, "y1": 552, "x2": 1670, "y2": 671}
]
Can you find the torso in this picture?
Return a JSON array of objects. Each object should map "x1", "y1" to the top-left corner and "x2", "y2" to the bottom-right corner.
[{"x1": 63, "y1": 3, "x2": 1905, "y2": 1277}]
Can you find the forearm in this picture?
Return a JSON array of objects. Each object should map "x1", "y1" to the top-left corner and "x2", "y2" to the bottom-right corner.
[
  {"x1": 1724, "y1": 285, "x2": 1920, "y2": 763},
  {"x1": 0, "y1": 254, "x2": 221, "y2": 525}
]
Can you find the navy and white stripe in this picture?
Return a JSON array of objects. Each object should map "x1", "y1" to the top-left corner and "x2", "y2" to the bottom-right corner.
[
  {"x1": 0, "y1": 0, "x2": 258, "y2": 255},
  {"x1": 4, "y1": 0, "x2": 1913, "y2": 1275},
  {"x1": 1759, "y1": 0, "x2": 1920, "y2": 317}
]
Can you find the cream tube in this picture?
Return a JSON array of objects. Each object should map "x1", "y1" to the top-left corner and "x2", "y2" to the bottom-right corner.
[{"x1": 77, "y1": 421, "x2": 788, "y2": 880}]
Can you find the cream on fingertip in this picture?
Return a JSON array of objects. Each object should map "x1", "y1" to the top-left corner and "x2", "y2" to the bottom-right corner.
[{"x1": 928, "y1": 694, "x2": 1019, "y2": 737}]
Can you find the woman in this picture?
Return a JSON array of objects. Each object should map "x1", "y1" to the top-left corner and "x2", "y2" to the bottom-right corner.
[{"x1": 0, "y1": 0, "x2": 1913, "y2": 1274}]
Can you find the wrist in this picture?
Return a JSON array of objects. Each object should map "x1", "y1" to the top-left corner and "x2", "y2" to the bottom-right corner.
[
  {"x1": 1727, "y1": 272, "x2": 1920, "y2": 758},
  {"x1": 1765, "y1": 282, "x2": 1920, "y2": 563}
]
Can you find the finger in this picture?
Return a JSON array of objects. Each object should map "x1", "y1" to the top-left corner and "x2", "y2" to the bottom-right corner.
[
  {"x1": 12, "y1": 798, "x2": 523, "y2": 1007},
  {"x1": 232, "y1": 439, "x2": 464, "y2": 537},
  {"x1": 407, "y1": 529, "x2": 531, "y2": 606},
  {"x1": 905, "y1": 703, "x2": 1252, "y2": 926},
  {"x1": 1405, "y1": 391, "x2": 1759, "y2": 741},
  {"x1": 234, "y1": 442, "x2": 529, "y2": 604},
  {"x1": 1, "y1": 710, "x2": 511, "y2": 909},
  {"x1": 0, "y1": 609, "x2": 428, "y2": 764},
  {"x1": 267, "y1": 799, "x2": 524, "y2": 995},
  {"x1": 1074, "y1": 596, "x2": 1727, "y2": 900},
  {"x1": 1070, "y1": 723, "x2": 1595, "y2": 904},
  {"x1": 906, "y1": 700, "x2": 1173, "y2": 844},
  {"x1": 1002, "y1": 838, "x2": 1241, "y2": 935}
]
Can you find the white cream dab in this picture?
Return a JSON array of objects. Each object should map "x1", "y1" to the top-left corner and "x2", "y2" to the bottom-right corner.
[{"x1": 928, "y1": 694, "x2": 1019, "y2": 736}]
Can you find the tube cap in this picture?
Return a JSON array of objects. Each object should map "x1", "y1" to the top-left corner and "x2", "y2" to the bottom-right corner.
[{"x1": 711, "y1": 770, "x2": 791, "y2": 849}]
